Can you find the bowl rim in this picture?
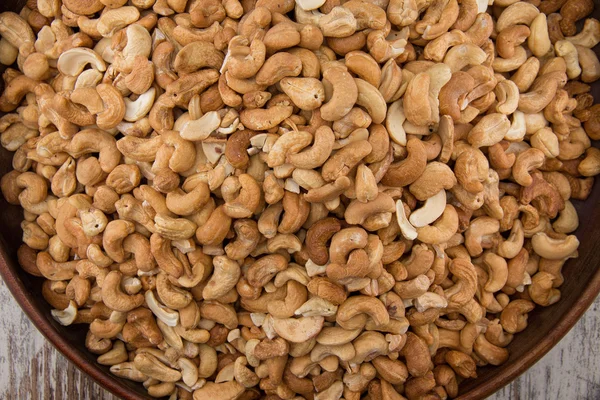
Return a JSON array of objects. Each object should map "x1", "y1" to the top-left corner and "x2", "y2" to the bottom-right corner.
[
  {"x1": 1, "y1": 241, "x2": 599, "y2": 400},
  {"x1": 0, "y1": 248, "x2": 148, "y2": 400},
  {"x1": 455, "y1": 263, "x2": 600, "y2": 399}
]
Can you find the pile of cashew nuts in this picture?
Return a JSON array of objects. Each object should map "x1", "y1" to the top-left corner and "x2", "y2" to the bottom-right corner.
[{"x1": 1, "y1": 0, "x2": 600, "y2": 397}]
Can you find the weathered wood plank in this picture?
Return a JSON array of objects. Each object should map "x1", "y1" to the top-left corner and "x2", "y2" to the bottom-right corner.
[
  {"x1": 0, "y1": 275, "x2": 598, "y2": 400},
  {"x1": 489, "y1": 298, "x2": 600, "y2": 400},
  {"x1": 0, "y1": 276, "x2": 117, "y2": 400}
]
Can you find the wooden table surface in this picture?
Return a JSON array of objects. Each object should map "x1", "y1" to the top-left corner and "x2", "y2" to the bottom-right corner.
[{"x1": 0, "y1": 276, "x2": 598, "y2": 400}]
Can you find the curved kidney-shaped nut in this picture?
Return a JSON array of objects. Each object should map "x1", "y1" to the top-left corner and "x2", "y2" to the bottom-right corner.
[
  {"x1": 240, "y1": 105, "x2": 294, "y2": 131},
  {"x1": 202, "y1": 256, "x2": 241, "y2": 300},
  {"x1": 530, "y1": 127, "x2": 559, "y2": 159},
  {"x1": 262, "y1": 20, "x2": 300, "y2": 53},
  {"x1": 495, "y1": 218, "x2": 524, "y2": 259},
  {"x1": 467, "y1": 113, "x2": 511, "y2": 148},
  {"x1": 102, "y1": 271, "x2": 144, "y2": 312},
  {"x1": 310, "y1": 342, "x2": 356, "y2": 364},
  {"x1": 575, "y1": 45, "x2": 600, "y2": 83},
  {"x1": 120, "y1": 234, "x2": 154, "y2": 273},
  {"x1": 288, "y1": 126, "x2": 335, "y2": 169},
  {"x1": 127, "y1": 308, "x2": 163, "y2": 346},
  {"x1": 443, "y1": 350, "x2": 476, "y2": 379},
  {"x1": 394, "y1": 201, "x2": 416, "y2": 243},
  {"x1": 344, "y1": 50, "x2": 381, "y2": 88},
  {"x1": 154, "y1": 273, "x2": 191, "y2": 311},
  {"x1": 409, "y1": 162, "x2": 456, "y2": 201},
  {"x1": 482, "y1": 252, "x2": 508, "y2": 293},
  {"x1": 439, "y1": 71, "x2": 475, "y2": 121},
  {"x1": 0, "y1": 75, "x2": 40, "y2": 114},
  {"x1": 401, "y1": 332, "x2": 434, "y2": 377},
  {"x1": 512, "y1": 148, "x2": 545, "y2": 187},
  {"x1": 267, "y1": 232, "x2": 301, "y2": 253},
  {"x1": 224, "y1": 219, "x2": 260, "y2": 261},
  {"x1": 403, "y1": 72, "x2": 434, "y2": 128},
  {"x1": 305, "y1": 217, "x2": 342, "y2": 265},
  {"x1": 409, "y1": 190, "x2": 446, "y2": 228},
  {"x1": 117, "y1": 135, "x2": 163, "y2": 163},
  {"x1": 16, "y1": 171, "x2": 47, "y2": 208},
  {"x1": 295, "y1": 296, "x2": 338, "y2": 318},
  {"x1": 233, "y1": 356, "x2": 259, "y2": 388},
  {"x1": 247, "y1": 254, "x2": 288, "y2": 288},
  {"x1": 317, "y1": 6, "x2": 357, "y2": 37},
  {"x1": 494, "y1": 80, "x2": 520, "y2": 116},
  {"x1": 123, "y1": 88, "x2": 155, "y2": 123},
  {"x1": 272, "y1": 316, "x2": 324, "y2": 343},
  {"x1": 0, "y1": 11, "x2": 35, "y2": 54},
  {"x1": 227, "y1": 36, "x2": 266, "y2": 79},
  {"x1": 528, "y1": 270, "x2": 560, "y2": 306},
  {"x1": 320, "y1": 65, "x2": 358, "y2": 121},
  {"x1": 154, "y1": 214, "x2": 197, "y2": 240},
  {"x1": 277, "y1": 190, "x2": 309, "y2": 234},
  {"x1": 354, "y1": 78, "x2": 387, "y2": 124},
  {"x1": 255, "y1": 52, "x2": 302, "y2": 87},
  {"x1": 416, "y1": 205, "x2": 459, "y2": 245},
  {"x1": 192, "y1": 381, "x2": 244, "y2": 400},
  {"x1": 355, "y1": 163, "x2": 378, "y2": 203},
  {"x1": 328, "y1": 226, "x2": 368, "y2": 266},
  {"x1": 321, "y1": 140, "x2": 372, "y2": 182},
  {"x1": 384, "y1": 98, "x2": 408, "y2": 146},
  {"x1": 267, "y1": 130, "x2": 313, "y2": 168},
  {"x1": 97, "y1": 6, "x2": 140, "y2": 37},
  {"x1": 95, "y1": 84, "x2": 126, "y2": 130},
  {"x1": 554, "y1": 40, "x2": 581, "y2": 80},
  {"x1": 102, "y1": 220, "x2": 135, "y2": 263},
  {"x1": 443, "y1": 44, "x2": 486, "y2": 73},
  {"x1": 106, "y1": 164, "x2": 141, "y2": 195},
  {"x1": 493, "y1": 45, "x2": 528, "y2": 73},
  {"x1": 222, "y1": 174, "x2": 261, "y2": 218},
  {"x1": 315, "y1": 326, "x2": 361, "y2": 347},
  {"x1": 109, "y1": 362, "x2": 147, "y2": 382},
  {"x1": 500, "y1": 299, "x2": 535, "y2": 334},
  {"x1": 511, "y1": 57, "x2": 540, "y2": 93},
  {"x1": 350, "y1": 331, "x2": 388, "y2": 365},
  {"x1": 37, "y1": 247, "x2": 78, "y2": 280},
  {"x1": 464, "y1": 216, "x2": 499, "y2": 257},
  {"x1": 473, "y1": 334, "x2": 509, "y2": 366},
  {"x1": 496, "y1": 24, "x2": 530, "y2": 60},
  {"x1": 344, "y1": 192, "x2": 395, "y2": 225},
  {"x1": 381, "y1": 137, "x2": 427, "y2": 187},
  {"x1": 150, "y1": 233, "x2": 187, "y2": 279},
  {"x1": 165, "y1": 181, "x2": 210, "y2": 217},
  {"x1": 531, "y1": 232, "x2": 579, "y2": 260},
  {"x1": 559, "y1": 0, "x2": 593, "y2": 36},
  {"x1": 565, "y1": 18, "x2": 600, "y2": 48},
  {"x1": 266, "y1": 279, "x2": 307, "y2": 318},
  {"x1": 97, "y1": 340, "x2": 128, "y2": 366},
  {"x1": 280, "y1": 77, "x2": 325, "y2": 111},
  {"x1": 174, "y1": 41, "x2": 224, "y2": 74},
  {"x1": 528, "y1": 13, "x2": 552, "y2": 58},
  {"x1": 57, "y1": 47, "x2": 106, "y2": 77},
  {"x1": 326, "y1": 248, "x2": 376, "y2": 284},
  {"x1": 496, "y1": 1, "x2": 539, "y2": 32},
  {"x1": 134, "y1": 353, "x2": 181, "y2": 383},
  {"x1": 518, "y1": 71, "x2": 567, "y2": 114},
  {"x1": 372, "y1": 356, "x2": 409, "y2": 385},
  {"x1": 336, "y1": 295, "x2": 389, "y2": 330}
]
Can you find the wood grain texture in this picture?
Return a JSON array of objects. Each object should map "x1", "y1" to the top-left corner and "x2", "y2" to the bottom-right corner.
[{"x1": 0, "y1": 276, "x2": 598, "y2": 400}]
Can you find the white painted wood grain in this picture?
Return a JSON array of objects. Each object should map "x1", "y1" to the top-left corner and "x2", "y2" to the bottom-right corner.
[{"x1": 0, "y1": 275, "x2": 598, "y2": 400}]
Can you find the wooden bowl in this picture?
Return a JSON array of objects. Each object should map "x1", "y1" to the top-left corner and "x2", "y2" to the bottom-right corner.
[{"x1": 0, "y1": 1, "x2": 598, "y2": 398}]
